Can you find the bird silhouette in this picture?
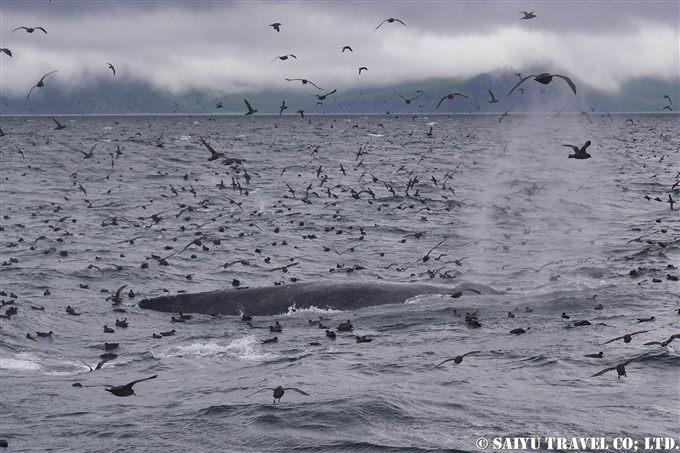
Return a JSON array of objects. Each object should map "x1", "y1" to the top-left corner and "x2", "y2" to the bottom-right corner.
[
  {"x1": 563, "y1": 140, "x2": 592, "y2": 159},
  {"x1": 0, "y1": 48, "x2": 11, "y2": 57},
  {"x1": 271, "y1": 54, "x2": 297, "y2": 63},
  {"x1": 519, "y1": 11, "x2": 537, "y2": 19},
  {"x1": 26, "y1": 71, "x2": 57, "y2": 101},
  {"x1": 358, "y1": 67, "x2": 368, "y2": 74},
  {"x1": 435, "y1": 351, "x2": 482, "y2": 367},
  {"x1": 279, "y1": 100, "x2": 287, "y2": 115},
  {"x1": 310, "y1": 89, "x2": 336, "y2": 100},
  {"x1": 508, "y1": 73, "x2": 577, "y2": 96},
  {"x1": 244, "y1": 98, "x2": 257, "y2": 115},
  {"x1": 200, "y1": 137, "x2": 224, "y2": 161},
  {"x1": 285, "y1": 78, "x2": 322, "y2": 89},
  {"x1": 107, "y1": 63, "x2": 115, "y2": 75},
  {"x1": 269, "y1": 23, "x2": 281, "y2": 32},
  {"x1": 436, "y1": 92, "x2": 469, "y2": 109},
  {"x1": 245, "y1": 385, "x2": 309, "y2": 403},
  {"x1": 77, "y1": 143, "x2": 97, "y2": 159},
  {"x1": 488, "y1": 90, "x2": 499, "y2": 103},
  {"x1": 341, "y1": 46, "x2": 353, "y2": 52},
  {"x1": 591, "y1": 358, "x2": 641, "y2": 379},
  {"x1": 602, "y1": 330, "x2": 649, "y2": 345},
  {"x1": 99, "y1": 375, "x2": 158, "y2": 396},
  {"x1": 12, "y1": 26, "x2": 47, "y2": 34},
  {"x1": 393, "y1": 90, "x2": 424, "y2": 104},
  {"x1": 375, "y1": 18, "x2": 408, "y2": 30},
  {"x1": 643, "y1": 333, "x2": 680, "y2": 347},
  {"x1": 51, "y1": 117, "x2": 66, "y2": 130},
  {"x1": 662, "y1": 94, "x2": 672, "y2": 104}
]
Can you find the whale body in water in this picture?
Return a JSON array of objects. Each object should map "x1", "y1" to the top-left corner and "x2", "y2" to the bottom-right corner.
[{"x1": 138, "y1": 281, "x2": 502, "y2": 316}]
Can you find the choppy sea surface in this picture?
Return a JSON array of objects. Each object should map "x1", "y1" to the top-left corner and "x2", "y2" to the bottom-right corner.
[{"x1": 0, "y1": 113, "x2": 678, "y2": 452}]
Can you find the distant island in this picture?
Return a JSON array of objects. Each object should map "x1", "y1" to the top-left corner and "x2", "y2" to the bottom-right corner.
[{"x1": 2, "y1": 69, "x2": 677, "y2": 115}]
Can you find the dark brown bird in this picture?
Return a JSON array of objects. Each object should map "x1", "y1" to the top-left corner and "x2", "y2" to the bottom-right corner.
[
  {"x1": 200, "y1": 137, "x2": 224, "y2": 161},
  {"x1": 26, "y1": 70, "x2": 57, "y2": 101},
  {"x1": 285, "y1": 78, "x2": 323, "y2": 90},
  {"x1": 77, "y1": 143, "x2": 97, "y2": 159},
  {"x1": 337, "y1": 320, "x2": 353, "y2": 331},
  {"x1": 643, "y1": 333, "x2": 680, "y2": 347},
  {"x1": 13, "y1": 26, "x2": 47, "y2": 34},
  {"x1": 563, "y1": 140, "x2": 591, "y2": 159},
  {"x1": 278, "y1": 100, "x2": 287, "y2": 115},
  {"x1": 245, "y1": 385, "x2": 309, "y2": 403},
  {"x1": 51, "y1": 117, "x2": 66, "y2": 130},
  {"x1": 342, "y1": 46, "x2": 353, "y2": 52},
  {"x1": 488, "y1": 90, "x2": 499, "y2": 103},
  {"x1": 244, "y1": 98, "x2": 257, "y2": 115},
  {"x1": 375, "y1": 18, "x2": 408, "y2": 30},
  {"x1": 435, "y1": 351, "x2": 482, "y2": 367},
  {"x1": 271, "y1": 54, "x2": 297, "y2": 63},
  {"x1": 436, "y1": 92, "x2": 469, "y2": 109},
  {"x1": 358, "y1": 67, "x2": 368, "y2": 74},
  {"x1": 591, "y1": 358, "x2": 641, "y2": 379},
  {"x1": 311, "y1": 89, "x2": 337, "y2": 101},
  {"x1": 102, "y1": 375, "x2": 157, "y2": 396},
  {"x1": 584, "y1": 352, "x2": 604, "y2": 358},
  {"x1": 0, "y1": 48, "x2": 12, "y2": 57},
  {"x1": 106, "y1": 284, "x2": 127, "y2": 304},
  {"x1": 394, "y1": 90, "x2": 423, "y2": 104},
  {"x1": 508, "y1": 73, "x2": 577, "y2": 96},
  {"x1": 269, "y1": 23, "x2": 281, "y2": 32},
  {"x1": 602, "y1": 330, "x2": 649, "y2": 345}
]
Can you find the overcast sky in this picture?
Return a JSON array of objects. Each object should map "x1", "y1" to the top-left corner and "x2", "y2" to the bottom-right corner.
[{"x1": 1, "y1": 1, "x2": 678, "y2": 99}]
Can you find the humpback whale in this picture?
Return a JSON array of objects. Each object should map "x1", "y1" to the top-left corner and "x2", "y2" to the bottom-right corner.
[{"x1": 138, "y1": 281, "x2": 501, "y2": 316}]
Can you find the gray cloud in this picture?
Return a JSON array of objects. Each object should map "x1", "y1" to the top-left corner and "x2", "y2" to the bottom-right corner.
[{"x1": 1, "y1": 1, "x2": 677, "y2": 99}]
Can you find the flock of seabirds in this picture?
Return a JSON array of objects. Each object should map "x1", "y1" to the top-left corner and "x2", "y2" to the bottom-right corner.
[{"x1": 0, "y1": 12, "x2": 678, "y2": 446}]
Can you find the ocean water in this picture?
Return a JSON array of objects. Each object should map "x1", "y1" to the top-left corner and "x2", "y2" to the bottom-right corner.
[{"x1": 0, "y1": 113, "x2": 678, "y2": 452}]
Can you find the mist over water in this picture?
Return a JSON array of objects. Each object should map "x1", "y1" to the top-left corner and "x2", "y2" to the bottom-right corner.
[{"x1": 0, "y1": 113, "x2": 678, "y2": 452}]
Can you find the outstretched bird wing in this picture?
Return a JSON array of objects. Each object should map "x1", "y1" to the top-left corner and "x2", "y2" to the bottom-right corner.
[
  {"x1": 553, "y1": 74, "x2": 577, "y2": 95},
  {"x1": 434, "y1": 357, "x2": 457, "y2": 368},
  {"x1": 124, "y1": 374, "x2": 158, "y2": 388},
  {"x1": 507, "y1": 75, "x2": 535, "y2": 96},
  {"x1": 284, "y1": 387, "x2": 310, "y2": 396}
]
